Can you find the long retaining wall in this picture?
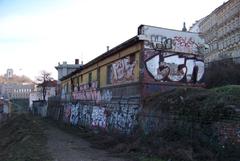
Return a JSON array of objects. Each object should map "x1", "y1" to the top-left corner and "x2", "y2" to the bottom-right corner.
[{"x1": 48, "y1": 97, "x2": 140, "y2": 134}]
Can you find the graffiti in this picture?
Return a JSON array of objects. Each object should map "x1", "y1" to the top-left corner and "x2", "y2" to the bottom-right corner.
[
  {"x1": 145, "y1": 52, "x2": 204, "y2": 82},
  {"x1": 145, "y1": 35, "x2": 202, "y2": 54},
  {"x1": 109, "y1": 104, "x2": 139, "y2": 133},
  {"x1": 173, "y1": 36, "x2": 199, "y2": 54},
  {"x1": 150, "y1": 35, "x2": 173, "y2": 50},
  {"x1": 92, "y1": 106, "x2": 107, "y2": 128},
  {"x1": 112, "y1": 57, "x2": 136, "y2": 84},
  {"x1": 139, "y1": 25, "x2": 205, "y2": 55},
  {"x1": 72, "y1": 81, "x2": 113, "y2": 102},
  {"x1": 78, "y1": 105, "x2": 92, "y2": 127},
  {"x1": 101, "y1": 90, "x2": 112, "y2": 102},
  {"x1": 70, "y1": 104, "x2": 79, "y2": 125},
  {"x1": 72, "y1": 81, "x2": 101, "y2": 103},
  {"x1": 63, "y1": 105, "x2": 71, "y2": 123}
]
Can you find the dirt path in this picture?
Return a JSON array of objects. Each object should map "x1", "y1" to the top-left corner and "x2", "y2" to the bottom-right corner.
[{"x1": 46, "y1": 125, "x2": 129, "y2": 161}]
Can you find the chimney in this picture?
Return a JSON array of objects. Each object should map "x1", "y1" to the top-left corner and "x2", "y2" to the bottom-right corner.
[
  {"x1": 107, "y1": 46, "x2": 109, "y2": 51},
  {"x1": 75, "y1": 59, "x2": 79, "y2": 64}
]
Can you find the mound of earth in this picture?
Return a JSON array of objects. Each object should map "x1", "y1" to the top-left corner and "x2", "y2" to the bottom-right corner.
[{"x1": 0, "y1": 114, "x2": 51, "y2": 161}]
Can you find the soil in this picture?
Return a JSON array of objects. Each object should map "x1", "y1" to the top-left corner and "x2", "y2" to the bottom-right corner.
[
  {"x1": 46, "y1": 123, "x2": 129, "y2": 161},
  {"x1": 0, "y1": 114, "x2": 130, "y2": 161}
]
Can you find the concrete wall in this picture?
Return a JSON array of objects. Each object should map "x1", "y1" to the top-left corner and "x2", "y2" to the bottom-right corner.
[{"x1": 48, "y1": 96, "x2": 140, "y2": 134}]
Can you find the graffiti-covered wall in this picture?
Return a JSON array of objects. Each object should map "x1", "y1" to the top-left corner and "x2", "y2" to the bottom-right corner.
[
  {"x1": 111, "y1": 56, "x2": 137, "y2": 85},
  {"x1": 60, "y1": 97, "x2": 140, "y2": 134},
  {"x1": 138, "y1": 25, "x2": 205, "y2": 55},
  {"x1": 144, "y1": 50, "x2": 204, "y2": 83}
]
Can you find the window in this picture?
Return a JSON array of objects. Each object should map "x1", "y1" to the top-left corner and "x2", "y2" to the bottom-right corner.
[{"x1": 106, "y1": 65, "x2": 112, "y2": 84}]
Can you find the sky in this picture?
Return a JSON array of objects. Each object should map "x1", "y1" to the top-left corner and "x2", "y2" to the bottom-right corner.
[{"x1": 0, "y1": 0, "x2": 226, "y2": 80}]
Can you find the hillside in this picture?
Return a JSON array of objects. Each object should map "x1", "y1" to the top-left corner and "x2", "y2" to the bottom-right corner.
[{"x1": 0, "y1": 75, "x2": 33, "y2": 84}]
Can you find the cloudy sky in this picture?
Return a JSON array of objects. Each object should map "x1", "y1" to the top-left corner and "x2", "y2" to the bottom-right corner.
[{"x1": 0, "y1": 0, "x2": 226, "y2": 80}]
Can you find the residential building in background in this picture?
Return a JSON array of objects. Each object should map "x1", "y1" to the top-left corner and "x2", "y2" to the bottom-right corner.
[
  {"x1": 1, "y1": 83, "x2": 34, "y2": 99},
  {"x1": 0, "y1": 69, "x2": 34, "y2": 99},
  {"x1": 190, "y1": 0, "x2": 240, "y2": 63}
]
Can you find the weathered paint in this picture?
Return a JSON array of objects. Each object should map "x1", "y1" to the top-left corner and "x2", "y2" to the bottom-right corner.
[{"x1": 138, "y1": 25, "x2": 205, "y2": 55}]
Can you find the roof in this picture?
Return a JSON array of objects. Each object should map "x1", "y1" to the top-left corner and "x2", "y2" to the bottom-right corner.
[{"x1": 60, "y1": 35, "x2": 140, "y2": 81}]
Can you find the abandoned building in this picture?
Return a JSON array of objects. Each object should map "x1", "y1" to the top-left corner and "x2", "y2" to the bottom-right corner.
[{"x1": 50, "y1": 25, "x2": 206, "y2": 133}]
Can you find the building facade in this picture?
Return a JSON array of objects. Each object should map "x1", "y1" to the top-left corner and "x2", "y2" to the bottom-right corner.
[
  {"x1": 53, "y1": 25, "x2": 206, "y2": 133},
  {"x1": 55, "y1": 59, "x2": 82, "y2": 80},
  {"x1": 0, "y1": 83, "x2": 34, "y2": 99},
  {"x1": 191, "y1": 0, "x2": 240, "y2": 63}
]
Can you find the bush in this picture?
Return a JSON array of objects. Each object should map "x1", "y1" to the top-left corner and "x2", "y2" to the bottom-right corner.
[{"x1": 205, "y1": 61, "x2": 240, "y2": 88}]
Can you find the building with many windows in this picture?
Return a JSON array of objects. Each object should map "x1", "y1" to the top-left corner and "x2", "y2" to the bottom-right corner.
[{"x1": 190, "y1": 0, "x2": 240, "y2": 63}]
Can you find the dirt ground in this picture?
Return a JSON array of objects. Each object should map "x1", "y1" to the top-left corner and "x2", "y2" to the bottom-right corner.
[
  {"x1": 46, "y1": 123, "x2": 129, "y2": 161},
  {"x1": 0, "y1": 114, "x2": 131, "y2": 161}
]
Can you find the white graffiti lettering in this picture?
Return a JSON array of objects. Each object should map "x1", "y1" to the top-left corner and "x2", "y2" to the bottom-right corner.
[
  {"x1": 112, "y1": 57, "x2": 136, "y2": 84},
  {"x1": 145, "y1": 53, "x2": 204, "y2": 82},
  {"x1": 92, "y1": 106, "x2": 106, "y2": 128}
]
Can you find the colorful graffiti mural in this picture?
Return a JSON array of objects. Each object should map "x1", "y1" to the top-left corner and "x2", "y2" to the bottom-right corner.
[
  {"x1": 70, "y1": 104, "x2": 79, "y2": 125},
  {"x1": 72, "y1": 81, "x2": 113, "y2": 102},
  {"x1": 112, "y1": 56, "x2": 136, "y2": 84},
  {"x1": 139, "y1": 25, "x2": 205, "y2": 55},
  {"x1": 92, "y1": 106, "x2": 107, "y2": 128},
  {"x1": 145, "y1": 50, "x2": 204, "y2": 83},
  {"x1": 109, "y1": 104, "x2": 139, "y2": 133},
  {"x1": 61, "y1": 100, "x2": 140, "y2": 133},
  {"x1": 146, "y1": 35, "x2": 201, "y2": 54},
  {"x1": 101, "y1": 90, "x2": 112, "y2": 102}
]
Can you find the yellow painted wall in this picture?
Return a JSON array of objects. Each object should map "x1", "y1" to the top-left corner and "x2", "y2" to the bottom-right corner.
[
  {"x1": 92, "y1": 69, "x2": 97, "y2": 81},
  {"x1": 82, "y1": 73, "x2": 88, "y2": 84},
  {"x1": 100, "y1": 66, "x2": 107, "y2": 87},
  {"x1": 61, "y1": 42, "x2": 143, "y2": 89}
]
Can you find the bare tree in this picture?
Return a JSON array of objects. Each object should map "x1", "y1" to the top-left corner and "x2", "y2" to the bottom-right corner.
[{"x1": 36, "y1": 71, "x2": 53, "y2": 101}]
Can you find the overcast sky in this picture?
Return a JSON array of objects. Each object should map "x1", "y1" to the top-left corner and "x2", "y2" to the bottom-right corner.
[{"x1": 0, "y1": 0, "x2": 226, "y2": 80}]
